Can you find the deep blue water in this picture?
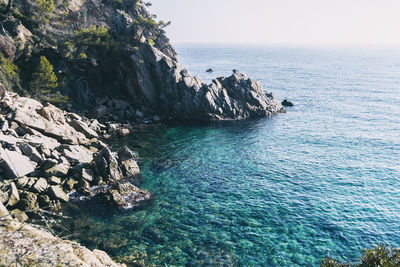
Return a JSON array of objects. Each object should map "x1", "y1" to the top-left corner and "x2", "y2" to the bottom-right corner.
[{"x1": 69, "y1": 45, "x2": 400, "y2": 266}]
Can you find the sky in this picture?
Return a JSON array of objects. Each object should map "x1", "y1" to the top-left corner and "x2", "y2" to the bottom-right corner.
[{"x1": 149, "y1": 0, "x2": 400, "y2": 45}]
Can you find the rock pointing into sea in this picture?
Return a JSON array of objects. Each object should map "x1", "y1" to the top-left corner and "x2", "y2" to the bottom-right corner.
[{"x1": 128, "y1": 43, "x2": 286, "y2": 121}]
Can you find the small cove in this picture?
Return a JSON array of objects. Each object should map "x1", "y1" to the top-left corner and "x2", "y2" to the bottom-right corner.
[{"x1": 62, "y1": 45, "x2": 400, "y2": 266}]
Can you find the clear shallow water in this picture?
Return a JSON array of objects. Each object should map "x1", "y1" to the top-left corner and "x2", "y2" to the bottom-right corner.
[{"x1": 66, "y1": 45, "x2": 400, "y2": 266}]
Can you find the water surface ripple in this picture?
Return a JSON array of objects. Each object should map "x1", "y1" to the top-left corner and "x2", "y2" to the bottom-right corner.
[{"x1": 70, "y1": 45, "x2": 400, "y2": 266}]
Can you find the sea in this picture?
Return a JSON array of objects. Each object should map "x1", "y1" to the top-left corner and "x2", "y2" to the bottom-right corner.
[{"x1": 64, "y1": 44, "x2": 400, "y2": 266}]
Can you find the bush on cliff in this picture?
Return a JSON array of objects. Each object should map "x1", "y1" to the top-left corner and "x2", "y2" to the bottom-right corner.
[
  {"x1": 321, "y1": 245, "x2": 400, "y2": 267},
  {"x1": 63, "y1": 25, "x2": 115, "y2": 60},
  {"x1": 29, "y1": 56, "x2": 58, "y2": 99},
  {"x1": 0, "y1": 53, "x2": 21, "y2": 92}
]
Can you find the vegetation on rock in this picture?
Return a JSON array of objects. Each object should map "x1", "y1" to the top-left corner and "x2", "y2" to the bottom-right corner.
[
  {"x1": 0, "y1": 52, "x2": 20, "y2": 91},
  {"x1": 321, "y1": 245, "x2": 400, "y2": 267}
]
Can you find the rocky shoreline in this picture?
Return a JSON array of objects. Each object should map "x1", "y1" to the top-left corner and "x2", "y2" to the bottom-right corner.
[
  {"x1": 0, "y1": 87, "x2": 152, "y2": 266},
  {"x1": 0, "y1": 0, "x2": 286, "y2": 265}
]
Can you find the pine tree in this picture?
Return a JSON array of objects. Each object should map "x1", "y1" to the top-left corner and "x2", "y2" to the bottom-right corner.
[{"x1": 30, "y1": 56, "x2": 58, "y2": 98}]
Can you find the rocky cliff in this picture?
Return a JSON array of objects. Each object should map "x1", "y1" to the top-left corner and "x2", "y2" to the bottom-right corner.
[
  {"x1": 0, "y1": 0, "x2": 284, "y2": 122},
  {"x1": 0, "y1": 0, "x2": 285, "y2": 265}
]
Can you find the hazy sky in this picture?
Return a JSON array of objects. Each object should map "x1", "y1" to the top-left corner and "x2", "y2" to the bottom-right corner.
[{"x1": 150, "y1": 0, "x2": 400, "y2": 45}]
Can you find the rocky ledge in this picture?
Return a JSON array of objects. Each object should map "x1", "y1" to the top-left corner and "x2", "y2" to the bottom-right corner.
[
  {"x1": 129, "y1": 42, "x2": 286, "y2": 121},
  {"x1": 0, "y1": 202, "x2": 125, "y2": 267},
  {"x1": 0, "y1": 87, "x2": 152, "y2": 213},
  {"x1": 0, "y1": 87, "x2": 152, "y2": 264}
]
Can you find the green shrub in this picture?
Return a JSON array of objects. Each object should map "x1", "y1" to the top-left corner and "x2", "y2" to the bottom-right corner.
[
  {"x1": 63, "y1": 25, "x2": 115, "y2": 59},
  {"x1": 29, "y1": 55, "x2": 58, "y2": 97},
  {"x1": 35, "y1": 0, "x2": 55, "y2": 25},
  {"x1": 321, "y1": 245, "x2": 400, "y2": 267},
  {"x1": 0, "y1": 53, "x2": 21, "y2": 91}
]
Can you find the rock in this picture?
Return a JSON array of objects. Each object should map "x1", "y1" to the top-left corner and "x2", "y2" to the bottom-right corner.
[
  {"x1": 51, "y1": 150, "x2": 61, "y2": 161},
  {"x1": 0, "y1": 202, "x2": 11, "y2": 220},
  {"x1": 95, "y1": 180, "x2": 152, "y2": 209},
  {"x1": 94, "y1": 147, "x2": 123, "y2": 182},
  {"x1": 77, "y1": 178, "x2": 90, "y2": 195},
  {"x1": 18, "y1": 143, "x2": 43, "y2": 163},
  {"x1": 118, "y1": 127, "x2": 130, "y2": 136},
  {"x1": 118, "y1": 146, "x2": 141, "y2": 184},
  {"x1": 32, "y1": 178, "x2": 48, "y2": 193},
  {"x1": 205, "y1": 68, "x2": 214, "y2": 73},
  {"x1": 111, "y1": 99, "x2": 130, "y2": 110},
  {"x1": 16, "y1": 177, "x2": 36, "y2": 190},
  {"x1": 0, "y1": 146, "x2": 36, "y2": 179},
  {"x1": 41, "y1": 159, "x2": 58, "y2": 170},
  {"x1": 38, "y1": 195, "x2": 61, "y2": 211},
  {"x1": 153, "y1": 115, "x2": 160, "y2": 122},
  {"x1": 0, "y1": 220, "x2": 125, "y2": 266},
  {"x1": 43, "y1": 163, "x2": 70, "y2": 178},
  {"x1": 0, "y1": 190, "x2": 8, "y2": 204},
  {"x1": 93, "y1": 105, "x2": 108, "y2": 118},
  {"x1": 24, "y1": 132, "x2": 60, "y2": 151},
  {"x1": 18, "y1": 191, "x2": 39, "y2": 211},
  {"x1": 48, "y1": 186, "x2": 69, "y2": 202},
  {"x1": 80, "y1": 168, "x2": 95, "y2": 182},
  {"x1": 7, "y1": 182, "x2": 19, "y2": 206},
  {"x1": 128, "y1": 43, "x2": 285, "y2": 121},
  {"x1": 62, "y1": 145, "x2": 93, "y2": 164},
  {"x1": 135, "y1": 110, "x2": 144, "y2": 118},
  {"x1": 282, "y1": 99, "x2": 294, "y2": 107},
  {"x1": 48, "y1": 176, "x2": 62, "y2": 185},
  {"x1": 63, "y1": 178, "x2": 78, "y2": 191},
  {"x1": 10, "y1": 209, "x2": 29, "y2": 222},
  {"x1": 16, "y1": 177, "x2": 30, "y2": 188},
  {"x1": 3, "y1": 96, "x2": 87, "y2": 144},
  {"x1": 69, "y1": 119, "x2": 99, "y2": 138},
  {"x1": 0, "y1": 83, "x2": 5, "y2": 99}
]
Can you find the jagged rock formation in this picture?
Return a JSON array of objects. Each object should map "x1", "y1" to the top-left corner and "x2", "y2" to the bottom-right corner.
[
  {"x1": 0, "y1": 0, "x2": 284, "y2": 122},
  {"x1": 0, "y1": 89, "x2": 152, "y2": 213}
]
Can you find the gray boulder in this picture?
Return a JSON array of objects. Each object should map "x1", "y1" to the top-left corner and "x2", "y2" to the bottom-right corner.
[
  {"x1": 32, "y1": 178, "x2": 48, "y2": 193},
  {"x1": 118, "y1": 146, "x2": 142, "y2": 184},
  {"x1": 43, "y1": 163, "x2": 70, "y2": 178},
  {"x1": 69, "y1": 119, "x2": 99, "y2": 138},
  {"x1": 0, "y1": 146, "x2": 36, "y2": 179},
  {"x1": 7, "y1": 182, "x2": 19, "y2": 206},
  {"x1": 18, "y1": 143, "x2": 43, "y2": 163},
  {"x1": 94, "y1": 147, "x2": 123, "y2": 182},
  {"x1": 95, "y1": 180, "x2": 152, "y2": 209},
  {"x1": 48, "y1": 186, "x2": 69, "y2": 202},
  {"x1": 62, "y1": 145, "x2": 94, "y2": 164}
]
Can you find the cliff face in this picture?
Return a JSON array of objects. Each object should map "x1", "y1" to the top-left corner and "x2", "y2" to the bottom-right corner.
[{"x1": 0, "y1": 0, "x2": 284, "y2": 122}]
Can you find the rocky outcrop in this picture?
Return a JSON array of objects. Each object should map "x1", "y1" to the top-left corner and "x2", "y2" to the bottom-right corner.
[
  {"x1": 125, "y1": 42, "x2": 285, "y2": 121},
  {"x1": 0, "y1": 91, "x2": 151, "y2": 215},
  {"x1": 2, "y1": 0, "x2": 283, "y2": 123},
  {"x1": 282, "y1": 99, "x2": 294, "y2": 107},
  {"x1": 0, "y1": 202, "x2": 125, "y2": 267}
]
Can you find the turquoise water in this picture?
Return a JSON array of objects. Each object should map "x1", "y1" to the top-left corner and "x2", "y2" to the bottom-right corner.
[{"x1": 67, "y1": 45, "x2": 400, "y2": 266}]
